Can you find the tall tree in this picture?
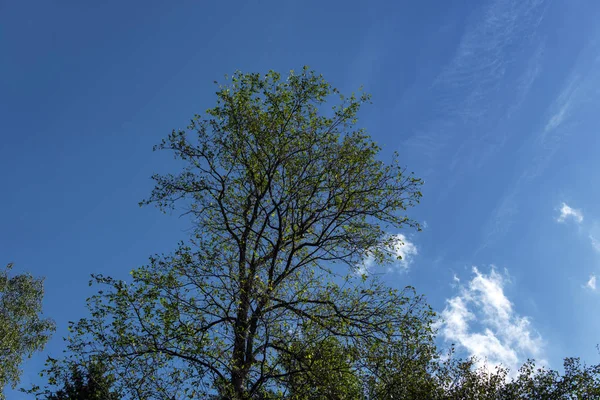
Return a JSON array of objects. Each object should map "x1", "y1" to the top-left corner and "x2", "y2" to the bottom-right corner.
[
  {"x1": 36, "y1": 68, "x2": 431, "y2": 399},
  {"x1": 0, "y1": 263, "x2": 55, "y2": 399}
]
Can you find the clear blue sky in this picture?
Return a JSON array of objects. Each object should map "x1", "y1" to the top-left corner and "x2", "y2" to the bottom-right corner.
[{"x1": 2, "y1": 0, "x2": 600, "y2": 396}]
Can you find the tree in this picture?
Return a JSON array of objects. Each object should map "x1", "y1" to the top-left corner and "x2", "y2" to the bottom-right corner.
[
  {"x1": 38, "y1": 359, "x2": 120, "y2": 400},
  {"x1": 500, "y1": 357, "x2": 600, "y2": 399},
  {"x1": 425, "y1": 352, "x2": 600, "y2": 399},
  {"x1": 433, "y1": 354, "x2": 509, "y2": 400},
  {"x1": 360, "y1": 330, "x2": 442, "y2": 399},
  {"x1": 37, "y1": 68, "x2": 431, "y2": 399},
  {"x1": 0, "y1": 263, "x2": 55, "y2": 398}
]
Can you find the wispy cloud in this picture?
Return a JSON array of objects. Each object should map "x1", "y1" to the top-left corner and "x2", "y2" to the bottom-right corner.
[
  {"x1": 481, "y1": 79, "x2": 582, "y2": 249},
  {"x1": 589, "y1": 224, "x2": 600, "y2": 252},
  {"x1": 585, "y1": 275, "x2": 597, "y2": 290},
  {"x1": 401, "y1": 0, "x2": 548, "y2": 192},
  {"x1": 439, "y1": 267, "x2": 544, "y2": 372},
  {"x1": 590, "y1": 236, "x2": 600, "y2": 252},
  {"x1": 483, "y1": 30, "x2": 600, "y2": 249},
  {"x1": 357, "y1": 234, "x2": 417, "y2": 275},
  {"x1": 556, "y1": 202, "x2": 584, "y2": 224},
  {"x1": 554, "y1": 208, "x2": 600, "y2": 289},
  {"x1": 554, "y1": 206, "x2": 600, "y2": 255}
]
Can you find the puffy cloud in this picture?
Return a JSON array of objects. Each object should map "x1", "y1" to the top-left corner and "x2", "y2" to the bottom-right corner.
[
  {"x1": 356, "y1": 234, "x2": 417, "y2": 275},
  {"x1": 585, "y1": 275, "x2": 597, "y2": 291},
  {"x1": 439, "y1": 267, "x2": 544, "y2": 372},
  {"x1": 389, "y1": 233, "x2": 418, "y2": 269},
  {"x1": 556, "y1": 202, "x2": 583, "y2": 224}
]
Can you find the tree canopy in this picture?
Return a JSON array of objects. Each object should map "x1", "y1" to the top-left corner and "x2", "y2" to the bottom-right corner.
[
  {"x1": 40, "y1": 359, "x2": 120, "y2": 400},
  {"x1": 0, "y1": 263, "x2": 55, "y2": 399}
]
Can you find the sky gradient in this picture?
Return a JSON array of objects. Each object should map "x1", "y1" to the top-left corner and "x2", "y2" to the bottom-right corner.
[{"x1": 2, "y1": 0, "x2": 600, "y2": 397}]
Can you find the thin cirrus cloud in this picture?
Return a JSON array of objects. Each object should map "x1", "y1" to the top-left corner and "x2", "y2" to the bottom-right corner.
[
  {"x1": 439, "y1": 266, "x2": 544, "y2": 372},
  {"x1": 588, "y1": 221, "x2": 600, "y2": 253},
  {"x1": 556, "y1": 202, "x2": 583, "y2": 224},
  {"x1": 481, "y1": 29, "x2": 600, "y2": 252},
  {"x1": 401, "y1": 0, "x2": 548, "y2": 192},
  {"x1": 590, "y1": 235, "x2": 600, "y2": 253}
]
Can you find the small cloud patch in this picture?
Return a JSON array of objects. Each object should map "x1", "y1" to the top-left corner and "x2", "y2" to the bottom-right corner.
[
  {"x1": 556, "y1": 202, "x2": 583, "y2": 224},
  {"x1": 389, "y1": 234, "x2": 418, "y2": 269},
  {"x1": 356, "y1": 234, "x2": 417, "y2": 275},
  {"x1": 585, "y1": 275, "x2": 597, "y2": 291}
]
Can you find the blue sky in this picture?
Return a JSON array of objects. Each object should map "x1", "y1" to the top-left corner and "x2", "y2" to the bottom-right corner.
[{"x1": 2, "y1": 0, "x2": 600, "y2": 396}]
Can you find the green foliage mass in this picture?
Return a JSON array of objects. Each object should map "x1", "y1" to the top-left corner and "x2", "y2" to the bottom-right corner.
[
  {"x1": 0, "y1": 263, "x2": 55, "y2": 399},
  {"x1": 41, "y1": 359, "x2": 121, "y2": 400}
]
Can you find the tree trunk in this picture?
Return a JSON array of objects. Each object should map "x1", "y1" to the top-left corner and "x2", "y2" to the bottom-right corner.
[{"x1": 231, "y1": 288, "x2": 250, "y2": 399}]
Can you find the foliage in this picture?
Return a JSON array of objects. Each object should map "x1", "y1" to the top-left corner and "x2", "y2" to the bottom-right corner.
[
  {"x1": 0, "y1": 263, "x2": 55, "y2": 398},
  {"x1": 500, "y1": 357, "x2": 600, "y2": 399},
  {"x1": 428, "y1": 352, "x2": 600, "y2": 399},
  {"x1": 275, "y1": 334, "x2": 362, "y2": 399},
  {"x1": 360, "y1": 330, "x2": 441, "y2": 399},
  {"x1": 36, "y1": 359, "x2": 120, "y2": 400}
]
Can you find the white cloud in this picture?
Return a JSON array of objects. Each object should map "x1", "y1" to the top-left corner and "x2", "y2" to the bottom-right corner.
[
  {"x1": 556, "y1": 202, "x2": 583, "y2": 224},
  {"x1": 389, "y1": 233, "x2": 418, "y2": 269},
  {"x1": 355, "y1": 259, "x2": 372, "y2": 276},
  {"x1": 439, "y1": 267, "x2": 544, "y2": 373},
  {"x1": 356, "y1": 234, "x2": 417, "y2": 275},
  {"x1": 585, "y1": 275, "x2": 597, "y2": 290}
]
